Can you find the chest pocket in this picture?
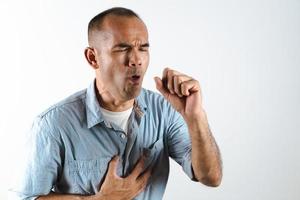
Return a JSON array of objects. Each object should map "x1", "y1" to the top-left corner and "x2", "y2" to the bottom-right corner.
[
  {"x1": 142, "y1": 138, "x2": 165, "y2": 170},
  {"x1": 66, "y1": 157, "x2": 111, "y2": 194}
]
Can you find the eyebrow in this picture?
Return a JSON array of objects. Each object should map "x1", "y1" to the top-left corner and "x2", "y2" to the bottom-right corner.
[{"x1": 112, "y1": 42, "x2": 150, "y2": 49}]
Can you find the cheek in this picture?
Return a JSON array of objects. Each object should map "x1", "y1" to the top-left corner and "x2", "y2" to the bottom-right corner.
[
  {"x1": 105, "y1": 65, "x2": 125, "y2": 83},
  {"x1": 100, "y1": 56, "x2": 121, "y2": 76}
]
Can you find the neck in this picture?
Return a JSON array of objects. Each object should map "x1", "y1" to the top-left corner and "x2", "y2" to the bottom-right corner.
[
  {"x1": 98, "y1": 95, "x2": 134, "y2": 112},
  {"x1": 95, "y1": 81, "x2": 134, "y2": 112}
]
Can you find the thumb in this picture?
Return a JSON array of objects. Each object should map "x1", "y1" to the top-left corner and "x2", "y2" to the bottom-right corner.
[{"x1": 154, "y1": 77, "x2": 169, "y2": 98}]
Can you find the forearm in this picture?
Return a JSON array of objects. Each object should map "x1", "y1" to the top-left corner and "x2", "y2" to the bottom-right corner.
[
  {"x1": 185, "y1": 110, "x2": 222, "y2": 187},
  {"x1": 37, "y1": 193, "x2": 102, "y2": 200}
]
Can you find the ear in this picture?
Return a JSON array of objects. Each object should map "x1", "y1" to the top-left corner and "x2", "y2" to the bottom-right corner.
[{"x1": 84, "y1": 47, "x2": 99, "y2": 69}]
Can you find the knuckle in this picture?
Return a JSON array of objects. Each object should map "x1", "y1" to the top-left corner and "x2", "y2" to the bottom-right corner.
[
  {"x1": 168, "y1": 70, "x2": 175, "y2": 77},
  {"x1": 180, "y1": 82, "x2": 185, "y2": 90},
  {"x1": 181, "y1": 83, "x2": 186, "y2": 91},
  {"x1": 177, "y1": 76, "x2": 183, "y2": 83},
  {"x1": 165, "y1": 69, "x2": 170, "y2": 76}
]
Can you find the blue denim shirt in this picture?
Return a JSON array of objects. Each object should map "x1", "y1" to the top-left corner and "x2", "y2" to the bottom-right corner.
[{"x1": 12, "y1": 81, "x2": 195, "y2": 200}]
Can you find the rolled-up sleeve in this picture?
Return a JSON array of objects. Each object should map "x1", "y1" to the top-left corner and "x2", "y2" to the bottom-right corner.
[{"x1": 10, "y1": 116, "x2": 63, "y2": 199}]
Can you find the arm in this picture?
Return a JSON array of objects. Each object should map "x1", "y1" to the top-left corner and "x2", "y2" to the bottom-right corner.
[
  {"x1": 37, "y1": 193, "x2": 90, "y2": 200},
  {"x1": 154, "y1": 68, "x2": 222, "y2": 187},
  {"x1": 37, "y1": 193, "x2": 106, "y2": 200},
  {"x1": 186, "y1": 109, "x2": 222, "y2": 186}
]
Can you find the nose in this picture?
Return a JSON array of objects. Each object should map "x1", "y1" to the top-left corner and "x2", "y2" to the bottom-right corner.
[{"x1": 128, "y1": 49, "x2": 142, "y2": 67}]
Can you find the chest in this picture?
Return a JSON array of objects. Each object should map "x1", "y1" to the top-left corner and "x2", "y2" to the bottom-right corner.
[{"x1": 56, "y1": 116, "x2": 167, "y2": 194}]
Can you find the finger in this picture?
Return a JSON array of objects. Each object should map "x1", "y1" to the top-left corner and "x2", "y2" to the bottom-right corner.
[
  {"x1": 162, "y1": 68, "x2": 174, "y2": 94},
  {"x1": 131, "y1": 173, "x2": 149, "y2": 198},
  {"x1": 133, "y1": 168, "x2": 151, "y2": 195},
  {"x1": 180, "y1": 79, "x2": 200, "y2": 96},
  {"x1": 134, "y1": 177, "x2": 149, "y2": 196},
  {"x1": 163, "y1": 68, "x2": 177, "y2": 94},
  {"x1": 174, "y1": 75, "x2": 192, "y2": 97},
  {"x1": 173, "y1": 75, "x2": 182, "y2": 97},
  {"x1": 107, "y1": 155, "x2": 119, "y2": 177},
  {"x1": 166, "y1": 69, "x2": 181, "y2": 95},
  {"x1": 162, "y1": 67, "x2": 168, "y2": 87},
  {"x1": 136, "y1": 167, "x2": 151, "y2": 186},
  {"x1": 162, "y1": 67, "x2": 168, "y2": 79},
  {"x1": 166, "y1": 70, "x2": 175, "y2": 94},
  {"x1": 154, "y1": 77, "x2": 170, "y2": 99},
  {"x1": 129, "y1": 156, "x2": 145, "y2": 179}
]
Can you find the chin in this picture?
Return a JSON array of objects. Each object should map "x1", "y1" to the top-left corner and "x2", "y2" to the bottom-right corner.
[{"x1": 124, "y1": 85, "x2": 142, "y2": 100}]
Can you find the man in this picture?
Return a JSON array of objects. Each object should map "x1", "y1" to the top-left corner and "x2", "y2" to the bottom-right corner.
[{"x1": 12, "y1": 7, "x2": 222, "y2": 200}]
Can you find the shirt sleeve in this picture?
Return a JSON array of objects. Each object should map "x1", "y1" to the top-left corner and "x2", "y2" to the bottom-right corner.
[
  {"x1": 10, "y1": 116, "x2": 64, "y2": 199},
  {"x1": 166, "y1": 106, "x2": 198, "y2": 181}
]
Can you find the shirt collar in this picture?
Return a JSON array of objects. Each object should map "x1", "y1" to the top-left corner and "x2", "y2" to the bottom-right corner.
[
  {"x1": 134, "y1": 89, "x2": 147, "y2": 117},
  {"x1": 85, "y1": 80, "x2": 148, "y2": 129},
  {"x1": 85, "y1": 80, "x2": 105, "y2": 128}
]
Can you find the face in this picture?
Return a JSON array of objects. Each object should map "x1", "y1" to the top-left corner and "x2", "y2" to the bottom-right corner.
[{"x1": 91, "y1": 15, "x2": 150, "y2": 101}]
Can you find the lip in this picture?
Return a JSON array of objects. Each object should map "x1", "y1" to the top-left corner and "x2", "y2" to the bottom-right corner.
[{"x1": 129, "y1": 75, "x2": 141, "y2": 85}]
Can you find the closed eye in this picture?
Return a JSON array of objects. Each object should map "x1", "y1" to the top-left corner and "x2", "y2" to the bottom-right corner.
[
  {"x1": 139, "y1": 48, "x2": 148, "y2": 52},
  {"x1": 113, "y1": 42, "x2": 150, "y2": 52},
  {"x1": 140, "y1": 43, "x2": 150, "y2": 51},
  {"x1": 114, "y1": 47, "x2": 130, "y2": 52},
  {"x1": 113, "y1": 43, "x2": 131, "y2": 52}
]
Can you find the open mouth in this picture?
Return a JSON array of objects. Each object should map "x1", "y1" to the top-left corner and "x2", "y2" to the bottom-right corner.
[
  {"x1": 130, "y1": 75, "x2": 141, "y2": 84},
  {"x1": 132, "y1": 75, "x2": 140, "y2": 80}
]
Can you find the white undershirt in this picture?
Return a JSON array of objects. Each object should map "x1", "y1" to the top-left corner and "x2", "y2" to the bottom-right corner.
[{"x1": 99, "y1": 106, "x2": 133, "y2": 134}]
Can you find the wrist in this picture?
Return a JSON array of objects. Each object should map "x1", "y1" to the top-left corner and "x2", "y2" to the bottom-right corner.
[
  {"x1": 184, "y1": 109, "x2": 207, "y2": 130},
  {"x1": 185, "y1": 110, "x2": 212, "y2": 142}
]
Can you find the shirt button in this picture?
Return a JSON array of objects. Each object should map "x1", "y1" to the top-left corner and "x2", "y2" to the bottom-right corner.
[{"x1": 121, "y1": 134, "x2": 126, "y2": 139}]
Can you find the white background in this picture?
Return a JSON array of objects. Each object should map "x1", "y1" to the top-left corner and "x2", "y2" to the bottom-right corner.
[{"x1": 1, "y1": 0, "x2": 300, "y2": 199}]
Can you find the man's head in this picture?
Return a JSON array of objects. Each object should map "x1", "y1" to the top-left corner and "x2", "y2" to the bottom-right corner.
[{"x1": 85, "y1": 7, "x2": 149, "y2": 102}]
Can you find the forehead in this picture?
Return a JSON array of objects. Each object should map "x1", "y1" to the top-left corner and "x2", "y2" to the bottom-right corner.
[{"x1": 98, "y1": 15, "x2": 148, "y2": 44}]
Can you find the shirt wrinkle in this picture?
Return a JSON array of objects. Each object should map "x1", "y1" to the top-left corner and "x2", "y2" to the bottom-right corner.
[{"x1": 11, "y1": 80, "x2": 196, "y2": 200}]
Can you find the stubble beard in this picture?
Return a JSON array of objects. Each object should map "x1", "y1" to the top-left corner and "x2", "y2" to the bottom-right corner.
[{"x1": 123, "y1": 80, "x2": 143, "y2": 100}]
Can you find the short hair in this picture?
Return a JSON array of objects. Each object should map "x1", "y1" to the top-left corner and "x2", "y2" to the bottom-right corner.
[{"x1": 88, "y1": 7, "x2": 141, "y2": 44}]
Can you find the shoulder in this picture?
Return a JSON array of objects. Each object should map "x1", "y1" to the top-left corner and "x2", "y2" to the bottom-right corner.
[
  {"x1": 38, "y1": 88, "x2": 87, "y2": 119},
  {"x1": 29, "y1": 88, "x2": 87, "y2": 140},
  {"x1": 31, "y1": 88, "x2": 87, "y2": 137}
]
